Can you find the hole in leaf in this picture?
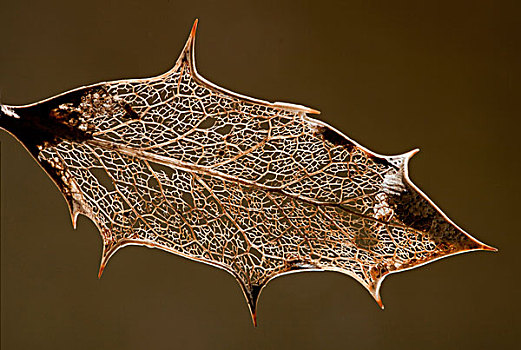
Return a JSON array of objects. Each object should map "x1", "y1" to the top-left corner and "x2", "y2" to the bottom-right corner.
[
  {"x1": 90, "y1": 167, "x2": 115, "y2": 191},
  {"x1": 147, "y1": 176, "x2": 160, "y2": 190},
  {"x1": 198, "y1": 116, "x2": 216, "y2": 129},
  {"x1": 182, "y1": 192, "x2": 195, "y2": 209},
  {"x1": 249, "y1": 247, "x2": 263, "y2": 261},
  {"x1": 216, "y1": 124, "x2": 233, "y2": 136},
  {"x1": 258, "y1": 121, "x2": 270, "y2": 131}
]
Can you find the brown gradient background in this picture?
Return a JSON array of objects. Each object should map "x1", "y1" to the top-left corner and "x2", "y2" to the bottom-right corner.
[{"x1": 0, "y1": 1, "x2": 519, "y2": 349}]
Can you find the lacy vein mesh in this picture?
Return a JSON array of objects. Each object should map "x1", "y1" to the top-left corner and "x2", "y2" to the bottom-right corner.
[{"x1": 37, "y1": 56, "x2": 471, "y2": 296}]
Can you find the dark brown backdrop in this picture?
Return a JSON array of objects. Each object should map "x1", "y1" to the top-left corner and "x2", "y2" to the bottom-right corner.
[{"x1": 1, "y1": 1, "x2": 519, "y2": 349}]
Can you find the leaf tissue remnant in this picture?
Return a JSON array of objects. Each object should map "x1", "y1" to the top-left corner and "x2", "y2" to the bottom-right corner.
[{"x1": 319, "y1": 126, "x2": 356, "y2": 150}]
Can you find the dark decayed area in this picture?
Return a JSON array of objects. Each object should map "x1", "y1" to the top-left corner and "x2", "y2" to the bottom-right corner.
[{"x1": 1, "y1": 1, "x2": 519, "y2": 349}]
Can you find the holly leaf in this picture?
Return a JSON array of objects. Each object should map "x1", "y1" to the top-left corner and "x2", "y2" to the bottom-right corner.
[{"x1": 0, "y1": 20, "x2": 495, "y2": 325}]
